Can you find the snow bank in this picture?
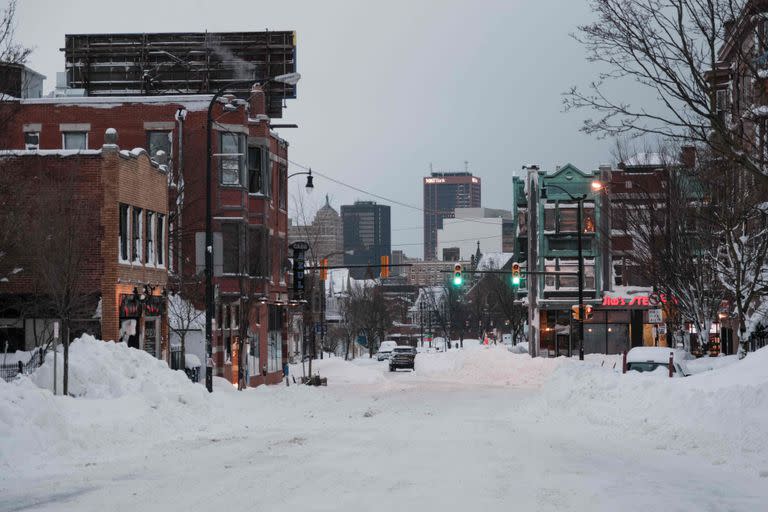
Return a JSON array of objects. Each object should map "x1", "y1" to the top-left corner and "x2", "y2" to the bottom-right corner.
[
  {"x1": 0, "y1": 336, "x2": 211, "y2": 468},
  {"x1": 30, "y1": 335, "x2": 195, "y2": 399},
  {"x1": 526, "y1": 346, "x2": 768, "y2": 472}
]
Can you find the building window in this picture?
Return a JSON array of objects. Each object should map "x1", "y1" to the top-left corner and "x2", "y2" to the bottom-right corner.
[
  {"x1": 267, "y1": 305, "x2": 283, "y2": 373},
  {"x1": 249, "y1": 333, "x2": 260, "y2": 376},
  {"x1": 544, "y1": 209, "x2": 556, "y2": 231},
  {"x1": 147, "y1": 131, "x2": 172, "y2": 159},
  {"x1": 559, "y1": 208, "x2": 577, "y2": 232},
  {"x1": 132, "y1": 208, "x2": 143, "y2": 263},
  {"x1": 219, "y1": 133, "x2": 245, "y2": 186},
  {"x1": 247, "y1": 146, "x2": 270, "y2": 195},
  {"x1": 62, "y1": 131, "x2": 87, "y2": 150},
  {"x1": 278, "y1": 163, "x2": 287, "y2": 209},
  {"x1": 24, "y1": 132, "x2": 39, "y2": 150},
  {"x1": 119, "y1": 204, "x2": 129, "y2": 262},
  {"x1": 156, "y1": 213, "x2": 165, "y2": 266},
  {"x1": 249, "y1": 225, "x2": 270, "y2": 277},
  {"x1": 145, "y1": 211, "x2": 155, "y2": 265},
  {"x1": 222, "y1": 223, "x2": 241, "y2": 274}
]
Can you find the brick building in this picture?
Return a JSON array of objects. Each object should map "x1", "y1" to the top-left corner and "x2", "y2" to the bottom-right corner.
[
  {"x1": 0, "y1": 83, "x2": 294, "y2": 387},
  {"x1": 0, "y1": 130, "x2": 169, "y2": 357}
]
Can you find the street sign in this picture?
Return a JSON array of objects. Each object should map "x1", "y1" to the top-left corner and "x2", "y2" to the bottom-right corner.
[
  {"x1": 290, "y1": 241, "x2": 310, "y2": 251},
  {"x1": 657, "y1": 324, "x2": 667, "y2": 334},
  {"x1": 648, "y1": 308, "x2": 663, "y2": 324}
]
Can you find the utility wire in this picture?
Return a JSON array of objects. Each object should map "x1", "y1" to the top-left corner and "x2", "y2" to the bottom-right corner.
[{"x1": 287, "y1": 159, "x2": 514, "y2": 228}]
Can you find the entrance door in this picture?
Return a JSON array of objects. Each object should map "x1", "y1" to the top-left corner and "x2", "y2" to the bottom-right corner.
[
  {"x1": 630, "y1": 310, "x2": 644, "y2": 347},
  {"x1": 143, "y1": 317, "x2": 160, "y2": 358}
]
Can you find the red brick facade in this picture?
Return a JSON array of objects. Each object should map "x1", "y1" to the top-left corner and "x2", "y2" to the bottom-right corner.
[
  {"x1": 0, "y1": 86, "x2": 290, "y2": 386},
  {"x1": 0, "y1": 138, "x2": 169, "y2": 356}
]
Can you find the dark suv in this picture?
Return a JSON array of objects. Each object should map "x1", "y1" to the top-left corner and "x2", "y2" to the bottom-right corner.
[{"x1": 389, "y1": 346, "x2": 416, "y2": 372}]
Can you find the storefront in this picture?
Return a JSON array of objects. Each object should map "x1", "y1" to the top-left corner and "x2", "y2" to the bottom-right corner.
[{"x1": 118, "y1": 291, "x2": 166, "y2": 358}]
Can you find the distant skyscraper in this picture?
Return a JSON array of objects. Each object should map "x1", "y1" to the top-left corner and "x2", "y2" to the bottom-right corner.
[
  {"x1": 341, "y1": 201, "x2": 391, "y2": 279},
  {"x1": 423, "y1": 172, "x2": 481, "y2": 260}
]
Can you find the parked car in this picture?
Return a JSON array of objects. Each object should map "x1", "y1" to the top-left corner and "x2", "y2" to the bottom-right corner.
[
  {"x1": 389, "y1": 346, "x2": 416, "y2": 372},
  {"x1": 376, "y1": 340, "x2": 398, "y2": 361},
  {"x1": 626, "y1": 347, "x2": 693, "y2": 376}
]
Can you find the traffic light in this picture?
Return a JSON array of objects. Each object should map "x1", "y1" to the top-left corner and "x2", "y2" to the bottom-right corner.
[
  {"x1": 511, "y1": 262, "x2": 521, "y2": 286},
  {"x1": 571, "y1": 305, "x2": 580, "y2": 320},
  {"x1": 380, "y1": 255, "x2": 390, "y2": 279},
  {"x1": 319, "y1": 258, "x2": 329, "y2": 281},
  {"x1": 453, "y1": 263, "x2": 463, "y2": 286},
  {"x1": 585, "y1": 305, "x2": 594, "y2": 320}
]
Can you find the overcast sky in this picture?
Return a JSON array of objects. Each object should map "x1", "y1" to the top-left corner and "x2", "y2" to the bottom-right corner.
[{"x1": 14, "y1": 0, "x2": 622, "y2": 257}]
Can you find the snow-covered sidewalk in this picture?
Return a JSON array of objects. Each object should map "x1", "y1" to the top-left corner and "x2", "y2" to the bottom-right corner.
[{"x1": 1, "y1": 337, "x2": 767, "y2": 511}]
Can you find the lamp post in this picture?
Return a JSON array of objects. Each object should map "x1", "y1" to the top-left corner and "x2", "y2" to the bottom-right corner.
[
  {"x1": 540, "y1": 181, "x2": 602, "y2": 361},
  {"x1": 205, "y1": 73, "x2": 301, "y2": 393}
]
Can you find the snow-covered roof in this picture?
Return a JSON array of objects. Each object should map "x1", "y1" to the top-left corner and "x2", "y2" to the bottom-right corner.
[
  {"x1": 20, "y1": 94, "x2": 215, "y2": 111},
  {"x1": 622, "y1": 152, "x2": 678, "y2": 168},
  {"x1": 0, "y1": 149, "x2": 102, "y2": 157}
]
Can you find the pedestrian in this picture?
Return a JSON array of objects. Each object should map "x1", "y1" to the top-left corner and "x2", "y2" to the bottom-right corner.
[{"x1": 283, "y1": 361, "x2": 290, "y2": 387}]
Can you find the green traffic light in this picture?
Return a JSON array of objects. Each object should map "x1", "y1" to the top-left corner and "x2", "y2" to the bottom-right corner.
[
  {"x1": 453, "y1": 275, "x2": 463, "y2": 286},
  {"x1": 512, "y1": 276, "x2": 520, "y2": 286}
]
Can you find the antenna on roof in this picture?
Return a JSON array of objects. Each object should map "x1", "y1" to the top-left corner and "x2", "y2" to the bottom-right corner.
[{"x1": 464, "y1": 160, "x2": 469, "y2": 172}]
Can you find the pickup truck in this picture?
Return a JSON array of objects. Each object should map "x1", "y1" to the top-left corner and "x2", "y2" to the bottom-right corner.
[{"x1": 389, "y1": 346, "x2": 416, "y2": 372}]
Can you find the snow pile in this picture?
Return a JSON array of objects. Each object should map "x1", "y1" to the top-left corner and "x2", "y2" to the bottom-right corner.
[
  {"x1": 416, "y1": 345, "x2": 562, "y2": 387},
  {"x1": 527, "y1": 346, "x2": 768, "y2": 472},
  {"x1": 0, "y1": 336, "x2": 212, "y2": 468},
  {"x1": 30, "y1": 335, "x2": 196, "y2": 399}
]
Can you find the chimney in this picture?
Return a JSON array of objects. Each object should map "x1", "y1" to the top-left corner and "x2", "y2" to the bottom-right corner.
[
  {"x1": 681, "y1": 145, "x2": 696, "y2": 168},
  {"x1": 249, "y1": 84, "x2": 266, "y2": 118}
]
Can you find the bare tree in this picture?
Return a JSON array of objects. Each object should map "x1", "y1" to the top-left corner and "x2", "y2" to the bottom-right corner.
[
  {"x1": 348, "y1": 282, "x2": 392, "y2": 357},
  {"x1": 24, "y1": 171, "x2": 94, "y2": 395},
  {"x1": 0, "y1": 0, "x2": 32, "y2": 135},
  {"x1": 167, "y1": 273, "x2": 204, "y2": 370},
  {"x1": 566, "y1": 0, "x2": 768, "y2": 185}
]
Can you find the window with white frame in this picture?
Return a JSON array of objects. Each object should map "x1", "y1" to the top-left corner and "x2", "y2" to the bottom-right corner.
[
  {"x1": 156, "y1": 213, "x2": 165, "y2": 267},
  {"x1": 145, "y1": 211, "x2": 155, "y2": 265},
  {"x1": 119, "y1": 204, "x2": 130, "y2": 262},
  {"x1": 132, "y1": 208, "x2": 143, "y2": 263},
  {"x1": 219, "y1": 133, "x2": 245, "y2": 186},
  {"x1": 62, "y1": 131, "x2": 87, "y2": 150},
  {"x1": 267, "y1": 331, "x2": 282, "y2": 373}
]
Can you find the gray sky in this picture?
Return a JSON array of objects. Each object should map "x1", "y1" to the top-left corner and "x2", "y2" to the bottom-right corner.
[{"x1": 14, "y1": 0, "x2": 617, "y2": 257}]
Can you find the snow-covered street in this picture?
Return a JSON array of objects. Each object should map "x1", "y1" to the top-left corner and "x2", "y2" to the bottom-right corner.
[{"x1": 2, "y1": 338, "x2": 768, "y2": 511}]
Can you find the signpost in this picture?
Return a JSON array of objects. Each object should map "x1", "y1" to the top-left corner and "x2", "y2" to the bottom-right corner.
[{"x1": 648, "y1": 308, "x2": 663, "y2": 324}]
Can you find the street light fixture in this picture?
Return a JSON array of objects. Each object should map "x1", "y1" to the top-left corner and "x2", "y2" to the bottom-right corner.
[{"x1": 204, "y1": 72, "x2": 302, "y2": 393}]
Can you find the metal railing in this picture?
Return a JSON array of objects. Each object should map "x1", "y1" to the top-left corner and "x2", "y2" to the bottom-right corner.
[{"x1": 0, "y1": 349, "x2": 45, "y2": 381}]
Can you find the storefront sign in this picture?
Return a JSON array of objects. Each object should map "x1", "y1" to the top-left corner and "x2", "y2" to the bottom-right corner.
[
  {"x1": 120, "y1": 295, "x2": 141, "y2": 317},
  {"x1": 648, "y1": 309, "x2": 663, "y2": 324},
  {"x1": 602, "y1": 294, "x2": 670, "y2": 307}
]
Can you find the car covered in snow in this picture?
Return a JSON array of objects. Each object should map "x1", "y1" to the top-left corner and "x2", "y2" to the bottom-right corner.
[
  {"x1": 389, "y1": 346, "x2": 416, "y2": 371},
  {"x1": 626, "y1": 347, "x2": 693, "y2": 376},
  {"x1": 376, "y1": 340, "x2": 399, "y2": 361}
]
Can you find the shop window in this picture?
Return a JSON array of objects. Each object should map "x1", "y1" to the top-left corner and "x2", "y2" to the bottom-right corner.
[
  {"x1": 62, "y1": 131, "x2": 87, "y2": 150},
  {"x1": 222, "y1": 223, "x2": 241, "y2": 274},
  {"x1": 147, "y1": 131, "x2": 172, "y2": 159},
  {"x1": 219, "y1": 133, "x2": 245, "y2": 186},
  {"x1": 247, "y1": 146, "x2": 270, "y2": 195},
  {"x1": 145, "y1": 211, "x2": 155, "y2": 265},
  {"x1": 131, "y1": 208, "x2": 143, "y2": 263},
  {"x1": 119, "y1": 204, "x2": 130, "y2": 262},
  {"x1": 231, "y1": 304, "x2": 240, "y2": 331},
  {"x1": 249, "y1": 333, "x2": 260, "y2": 376}
]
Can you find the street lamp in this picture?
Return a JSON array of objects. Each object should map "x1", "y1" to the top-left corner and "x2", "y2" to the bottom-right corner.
[
  {"x1": 205, "y1": 72, "x2": 301, "y2": 393},
  {"x1": 540, "y1": 180, "x2": 601, "y2": 361},
  {"x1": 288, "y1": 168, "x2": 314, "y2": 192}
]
